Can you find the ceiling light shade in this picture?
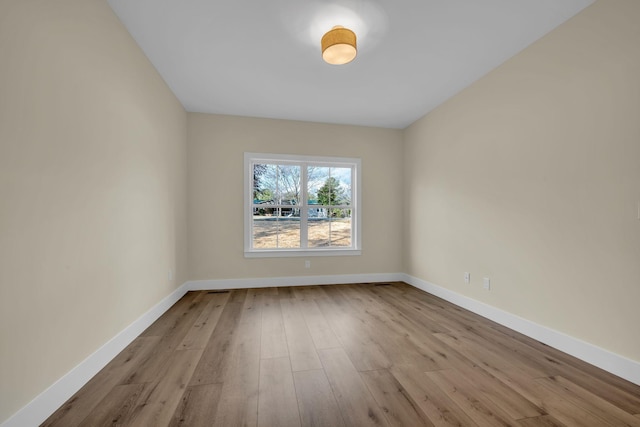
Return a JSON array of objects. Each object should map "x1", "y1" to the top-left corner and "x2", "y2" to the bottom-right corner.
[{"x1": 321, "y1": 26, "x2": 357, "y2": 65}]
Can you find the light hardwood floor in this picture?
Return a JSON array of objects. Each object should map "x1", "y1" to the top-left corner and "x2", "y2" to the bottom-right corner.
[{"x1": 43, "y1": 282, "x2": 640, "y2": 426}]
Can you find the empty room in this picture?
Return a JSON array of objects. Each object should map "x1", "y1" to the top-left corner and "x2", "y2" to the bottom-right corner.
[{"x1": 1, "y1": 0, "x2": 639, "y2": 425}]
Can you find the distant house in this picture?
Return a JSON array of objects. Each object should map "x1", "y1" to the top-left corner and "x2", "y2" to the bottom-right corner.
[
  {"x1": 308, "y1": 199, "x2": 327, "y2": 218},
  {"x1": 253, "y1": 199, "x2": 299, "y2": 217}
]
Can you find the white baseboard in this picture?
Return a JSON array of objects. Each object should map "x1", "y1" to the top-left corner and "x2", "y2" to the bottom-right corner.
[
  {"x1": 401, "y1": 273, "x2": 640, "y2": 387},
  {"x1": 5, "y1": 272, "x2": 640, "y2": 427},
  {"x1": 1, "y1": 274, "x2": 399, "y2": 427},
  {"x1": 1, "y1": 282, "x2": 190, "y2": 427},
  {"x1": 187, "y1": 272, "x2": 404, "y2": 291}
]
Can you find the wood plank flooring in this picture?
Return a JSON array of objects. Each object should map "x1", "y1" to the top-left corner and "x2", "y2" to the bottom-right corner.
[{"x1": 43, "y1": 282, "x2": 640, "y2": 426}]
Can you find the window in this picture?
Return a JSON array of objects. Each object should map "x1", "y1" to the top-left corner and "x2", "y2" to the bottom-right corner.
[{"x1": 244, "y1": 153, "x2": 361, "y2": 257}]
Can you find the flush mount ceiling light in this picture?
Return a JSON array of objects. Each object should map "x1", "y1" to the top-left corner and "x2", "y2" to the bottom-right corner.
[{"x1": 321, "y1": 25, "x2": 357, "y2": 65}]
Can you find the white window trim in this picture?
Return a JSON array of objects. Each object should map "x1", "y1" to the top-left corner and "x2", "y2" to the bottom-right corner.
[{"x1": 244, "y1": 152, "x2": 362, "y2": 258}]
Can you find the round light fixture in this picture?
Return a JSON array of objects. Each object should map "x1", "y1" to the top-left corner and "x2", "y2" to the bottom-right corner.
[{"x1": 321, "y1": 25, "x2": 357, "y2": 65}]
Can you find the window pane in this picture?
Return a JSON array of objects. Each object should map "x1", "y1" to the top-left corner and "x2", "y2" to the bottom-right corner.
[
  {"x1": 253, "y1": 217, "x2": 278, "y2": 248},
  {"x1": 331, "y1": 167, "x2": 352, "y2": 206},
  {"x1": 307, "y1": 166, "x2": 329, "y2": 206},
  {"x1": 309, "y1": 167, "x2": 352, "y2": 207},
  {"x1": 330, "y1": 209, "x2": 352, "y2": 247},
  {"x1": 253, "y1": 163, "x2": 301, "y2": 206},
  {"x1": 253, "y1": 164, "x2": 277, "y2": 203},
  {"x1": 277, "y1": 165, "x2": 301, "y2": 206},
  {"x1": 253, "y1": 217, "x2": 300, "y2": 249},
  {"x1": 277, "y1": 218, "x2": 301, "y2": 248},
  {"x1": 308, "y1": 209, "x2": 330, "y2": 247}
]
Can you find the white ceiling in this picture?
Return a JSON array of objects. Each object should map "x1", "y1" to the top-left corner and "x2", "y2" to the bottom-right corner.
[{"x1": 107, "y1": 0, "x2": 593, "y2": 129}]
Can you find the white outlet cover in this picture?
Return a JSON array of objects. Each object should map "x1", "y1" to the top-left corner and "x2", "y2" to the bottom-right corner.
[{"x1": 483, "y1": 277, "x2": 491, "y2": 290}]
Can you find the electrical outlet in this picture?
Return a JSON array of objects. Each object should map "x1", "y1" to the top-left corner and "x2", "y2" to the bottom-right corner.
[
  {"x1": 305, "y1": 260, "x2": 311, "y2": 269},
  {"x1": 483, "y1": 277, "x2": 491, "y2": 290},
  {"x1": 464, "y1": 272, "x2": 470, "y2": 284}
]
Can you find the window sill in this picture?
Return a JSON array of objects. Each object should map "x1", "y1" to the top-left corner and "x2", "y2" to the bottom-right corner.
[{"x1": 244, "y1": 249, "x2": 361, "y2": 258}]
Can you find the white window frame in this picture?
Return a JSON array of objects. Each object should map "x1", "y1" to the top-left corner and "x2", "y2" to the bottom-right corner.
[{"x1": 244, "y1": 152, "x2": 361, "y2": 258}]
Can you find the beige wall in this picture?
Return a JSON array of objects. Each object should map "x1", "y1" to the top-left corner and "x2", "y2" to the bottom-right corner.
[
  {"x1": 0, "y1": 0, "x2": 187, "y2": 422},
  {"x1": 188, "y1": 113, "x2": 403, "y2": 280},
  {"x1": 403, "y1": 0, "x2": 640, "y2": 362}
]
